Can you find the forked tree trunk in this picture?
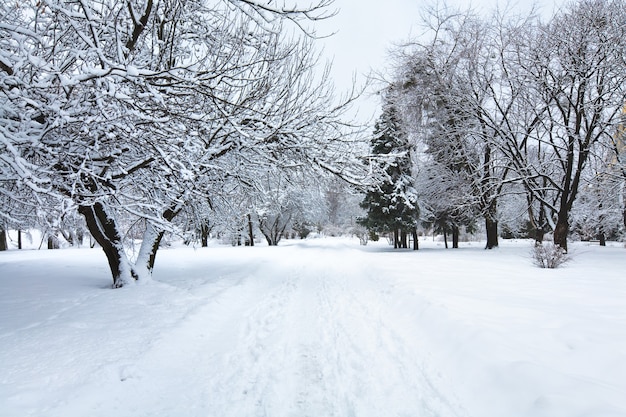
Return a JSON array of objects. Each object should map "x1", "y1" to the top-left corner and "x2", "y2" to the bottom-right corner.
[
  {"x1": 79, "y1": 203, "x2": 138, "y2": 288},
  {"x1": 259, "y1": 213, "x2": 289, "y2": 246}
]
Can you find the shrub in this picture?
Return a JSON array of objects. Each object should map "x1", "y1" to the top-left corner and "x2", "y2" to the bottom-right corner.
[
  {"x1": 531, "y1": 242, "x2": 571, "y2": 269},
  {"x1": 351, "y1": 226, "x2": 369, "y2": 246}
]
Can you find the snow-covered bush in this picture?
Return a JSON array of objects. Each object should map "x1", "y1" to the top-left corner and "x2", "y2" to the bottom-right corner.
[
  {"x1": 531, "y1": 242, "x2": 571, "y2": 269},
  {"x1": 351, "y1": 226, "x2": 369, "y2": 245}
]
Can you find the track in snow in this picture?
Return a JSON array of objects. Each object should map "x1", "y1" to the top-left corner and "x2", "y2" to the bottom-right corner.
[{"x1": 60, "y1": 244, "x2": 466, "y2": 417}]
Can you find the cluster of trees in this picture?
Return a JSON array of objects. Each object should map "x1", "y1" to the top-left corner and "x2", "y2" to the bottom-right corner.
[
  {"x1": 361, "y1": 0, "x2": 626, "y2": 251},
  {"x1": 0, "y1": 0, "x2": 371, "y2": 286}
]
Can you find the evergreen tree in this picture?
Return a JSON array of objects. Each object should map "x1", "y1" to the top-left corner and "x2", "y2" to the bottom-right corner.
[{"x1": 359, "y1": 104, "x2": 420, "y2": 249}]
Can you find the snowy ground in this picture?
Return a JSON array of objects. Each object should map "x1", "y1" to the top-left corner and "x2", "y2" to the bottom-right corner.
[{"x1": 1, "y1": 237, "x2": 625, "y2": 417}]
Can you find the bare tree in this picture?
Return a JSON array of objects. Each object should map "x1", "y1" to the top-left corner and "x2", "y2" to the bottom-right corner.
[
  {"x1": 518, "y1": 0, "x2": 626, "y2": 251},
  {"x1": 392, "y1": 7, "x2": 508, "y2": 248},
  {"x1": 390, "y1": 0, "x2": 626, "y2": 251}
]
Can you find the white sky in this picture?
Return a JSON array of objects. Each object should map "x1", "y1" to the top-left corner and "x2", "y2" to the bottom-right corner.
[{"x1": 316, "y1": 0, "x2": 566, "y2": 124}]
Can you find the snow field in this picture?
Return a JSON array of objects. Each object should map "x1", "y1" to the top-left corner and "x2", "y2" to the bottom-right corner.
[{"x1": 1, "y1": 238, "x2": 625, "y2": 417}]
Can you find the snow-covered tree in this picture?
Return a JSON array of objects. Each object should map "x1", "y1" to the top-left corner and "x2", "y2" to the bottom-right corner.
[
  {"x1": 391, "y1": 8, "x2": 509, "y2": 249},
  {"x1": 359, "y1": 101, "x2": 419, "y2": 249},
  {"x1": 506, "y1": 0, "x2": 626, "y2": 251},
  {"x1": 0, "y1": 0, "x2": 368, "y2": 287},
  {"x1": 389, "y1": 0, "x2": 626, "y2": 251}
]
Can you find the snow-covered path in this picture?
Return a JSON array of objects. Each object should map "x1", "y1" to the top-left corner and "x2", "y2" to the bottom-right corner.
[
  {"x1": 55, "y1": 243, "x2": 464, "y2": 417},
  {"x1": 2, "y1": 238, "x2": 626, "y2": 416}
]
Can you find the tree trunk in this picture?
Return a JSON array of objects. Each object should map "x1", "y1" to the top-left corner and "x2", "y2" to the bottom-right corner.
[
  {"x1": 79, "y1": 203, "x2": 137, "y2": 288},
  {"x1": 452, "y1": 225, "x2": 459, "y2": 249},
  {"x1": 553, "y1": 214, "x2": 569, "y2": 253},
  {"x1": 200, "y1": 221, "x2": 210, "y2": 247},
  {"x1": 135, "y1": 222, "x2": 166, "y2": 278},
  {"x1": 599, "y1": 232, "x2": 606, "y2": 247},
  {"x1": 393, "y1": 229, "x2": 399, "y2": 249},
  {"x1": 247, "y1": 214, "x2": 254, "y2": 247},
  {"x1": 400, "y1": 230, "x2": 408, "y2": 248},
  {"x1": 259, "y1": 214, "x2": 288, "y2": 246},
  {"x1": 135, "y1": 206, "x2": 179, "y2": 275},
  {"x1": 0, "y1": 228, "x2": 7, "y2": 251},
  {"x1": 485, "y1": 217, "x2": 498, "y2": 249},
  {"x1": 443, "y1": 228, "x2": 448, "y2": 249},
  {"x1": 412, "y1": 227, "x2": 419, "y2": 250},
  {"x1": 18, "y1": 229, "x2": 22, "y2": 250},
  {"x1": 484, "y1": 202, "x2": 499, "y2": 249},
  {"x1": 527, "y1": 196, "x2": 546, "y2": 245},
  {"x1": 47, "y1": 234, "x2": 60, "y2": 249}
]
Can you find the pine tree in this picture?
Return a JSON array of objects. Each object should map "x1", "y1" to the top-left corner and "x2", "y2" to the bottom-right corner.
[{"x1": 359, "y1": 104, "x2": 420, "y2": 249}]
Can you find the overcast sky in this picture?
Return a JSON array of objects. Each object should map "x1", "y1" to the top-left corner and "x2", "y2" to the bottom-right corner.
[{"x1": 316, "y1": 0, "x2": 566, "y2": 124}]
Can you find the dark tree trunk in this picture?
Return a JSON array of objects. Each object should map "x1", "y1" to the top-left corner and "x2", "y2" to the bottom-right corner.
[
  {"x1": 47, "y1": 234, "x2": 60, "y2": 249},
  {"x1": 18, "y1": 229, "x2": 22, "y2": 250},
  {"x1": 247, "y1": 214, "x2": 254, "y2": 247},
  {"x1": 412, "y1": 227, "x2": 419, "y2": 250},
  {"x1": 482, "y1": 142, "x2": 498, "y2": 250},
  {"x1": 599, "y1": 232, "x2": 606, "y2": 247},
  {"x1": 79, "y1": 203, "x2": 137, "y2": 288},
  {"x1": 443, "y1": 228, "x2": 448, "y2": 249},
  {"x1": 200, "y1": 221, "x2": 210, "y2": 247},
  {"x1": 0, "y1": 228, "x2": 7, "y2": 251},
  {"x1": 452, "y1": 225, "x2": 459, "y2": 249},
  {"x1": 485, "y1": 217, "x2": 498, "y2": 249},
  {"x1": 553, "y1": 214, "x2": 569, "y2": 253},
  {"x1": 484, "y1": 201, "x2": 499, "y2": 249},
  {"x1": 400, "y1": 230, "x2": 408, "y2": 248},
  {"x1": 393, "y1": 229, "x2": 399, "y2": 249}
]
